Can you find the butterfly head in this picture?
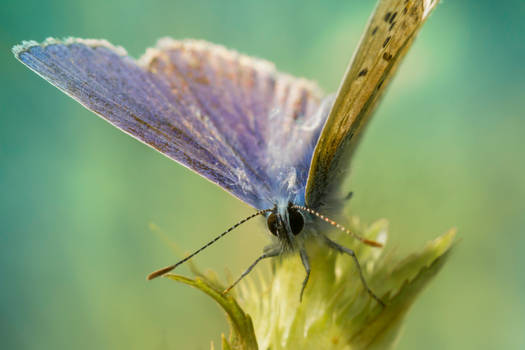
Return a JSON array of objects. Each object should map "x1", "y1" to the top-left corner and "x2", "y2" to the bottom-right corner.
[{"x1": 266, "y1": 202, "x2": 305, "y2": 250}]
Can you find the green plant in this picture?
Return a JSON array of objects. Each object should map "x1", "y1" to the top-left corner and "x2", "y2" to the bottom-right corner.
[{"x1": 167, "y1": 219, "x2": 456, "y2": 350}]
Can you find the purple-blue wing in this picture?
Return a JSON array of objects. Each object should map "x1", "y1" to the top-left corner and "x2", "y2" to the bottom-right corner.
[{"x1": 14, "y1": 38, "x2": 330, "y2": 209}]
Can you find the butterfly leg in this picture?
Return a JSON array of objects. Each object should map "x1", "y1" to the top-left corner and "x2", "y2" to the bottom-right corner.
[
  {"x1": 321, "y1": 235, "x2": 385, "y2": 307},
  {"x1": 344, "y1": 191, "x2": 354, "y2": 201},
  {"x1": 299, "y1": 248, "x2": 311, "y2": 302},
  {"x1": 223, "y1": 248, "x2": 280, "y2": 295}
]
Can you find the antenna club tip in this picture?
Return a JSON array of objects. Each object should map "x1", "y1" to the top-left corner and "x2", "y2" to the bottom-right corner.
[
  {"x1": 146, "y1": 265, "x2": 175, "y2": 280},
  {"x1": 363, "y1": 239, "x2": 383, "y2": 248}
]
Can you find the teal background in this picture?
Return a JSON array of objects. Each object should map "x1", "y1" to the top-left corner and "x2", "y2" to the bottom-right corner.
[{"x1": 1, "y1": 0, "x2": 524, "y2": 349}]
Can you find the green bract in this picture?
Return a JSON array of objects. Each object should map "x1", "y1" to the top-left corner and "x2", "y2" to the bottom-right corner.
[{"x1": 166, "y1": 219, "x2": 456, "y2": 350}]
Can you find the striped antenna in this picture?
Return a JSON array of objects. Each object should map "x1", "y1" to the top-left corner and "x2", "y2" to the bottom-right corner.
[
  {"x1": 147, "y1": 208, "x2": 273, "y2": 280},
  {"x1": 292, "y1": 205, "x2": 383, "y2": 248}
]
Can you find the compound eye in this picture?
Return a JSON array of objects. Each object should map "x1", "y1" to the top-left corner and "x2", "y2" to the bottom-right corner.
[
  {"x1": 267, "y1": 213, "x2": 279, "y2": 236},
  {"x1": 288, "y1": 208, "x2": 304, "y2": 235}
]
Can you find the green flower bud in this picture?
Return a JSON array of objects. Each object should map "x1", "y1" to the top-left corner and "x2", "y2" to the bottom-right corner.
[{"x1": 167, "y1": 219, "x2": 455, "y2": 350}]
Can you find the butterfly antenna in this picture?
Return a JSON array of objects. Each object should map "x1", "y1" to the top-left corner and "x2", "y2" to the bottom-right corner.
[
  {"x1": 292, "y1": 205, "x2": 383, "y2": 248},
  {"x1": 147, "y1": 208, "x2": 273, "y2": 280}
]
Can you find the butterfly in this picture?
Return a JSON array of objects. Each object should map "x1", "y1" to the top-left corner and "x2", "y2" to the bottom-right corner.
[{"x1": 13, "y1": 0, "x2": 439, "y2": 305}]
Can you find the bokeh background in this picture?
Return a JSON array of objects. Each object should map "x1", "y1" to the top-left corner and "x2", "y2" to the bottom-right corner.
[{"x1": 1, "y1": 0, "x2": 524, "y2": 349}]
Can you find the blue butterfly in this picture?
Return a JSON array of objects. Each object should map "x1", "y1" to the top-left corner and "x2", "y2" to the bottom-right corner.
[{"x1": 13, "y1": 0, "x2": 437, "y2": 305}]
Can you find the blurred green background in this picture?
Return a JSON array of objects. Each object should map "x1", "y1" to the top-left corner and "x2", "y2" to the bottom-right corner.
[{"x1": 1, "y1": 0, "x2": 524, "y2": 349}]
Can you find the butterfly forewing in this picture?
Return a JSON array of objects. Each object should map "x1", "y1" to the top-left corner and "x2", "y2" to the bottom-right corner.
[
  {"x1": 305, "y1": 0, "x2": 439, "y2": 208},
  {"x1": 14, "y1": 38, "x2": 327, "y2": 210}
]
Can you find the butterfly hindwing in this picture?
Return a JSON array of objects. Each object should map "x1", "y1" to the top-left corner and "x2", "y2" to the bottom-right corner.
[
  {"x1": 14, "y1": 38, "x2": 328, "y2": 210},
  {"x1": 305, "y1": 0, "x2": 439, "y2": 209}
]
